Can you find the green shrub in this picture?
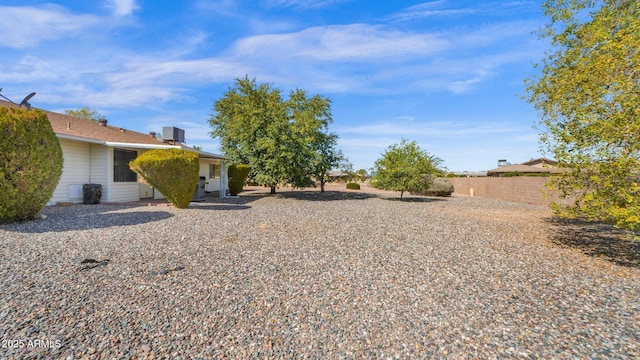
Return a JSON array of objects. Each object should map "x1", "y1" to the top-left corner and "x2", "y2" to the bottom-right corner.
[
  {"x1": 1, "y1": 108, "x2": 63, "y2": 223},
  {"x1": 129, "y1": 149, "x2": 199, "y2": 208},
  {"x1": 228, "y1": 164, "x2": 250, "y2": 196},
  {"x1": 421, "y1": 178, "x2": 454, "y2": 196},
  {"x1": 346, "y1": 182, "x2": 360, "y2": 190},
  {"x1": 499, "y1": 172, "x2": 523, "y2": 177}
]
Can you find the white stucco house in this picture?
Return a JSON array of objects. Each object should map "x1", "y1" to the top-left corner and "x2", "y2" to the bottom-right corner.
[{"x1": 1, "y1": 100, "x2": 228, "y2": 204}]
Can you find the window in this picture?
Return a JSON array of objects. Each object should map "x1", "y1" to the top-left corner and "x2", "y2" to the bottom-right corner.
[
  {"x1": 114, "y1": 149, "x2": 138, "y2": 182},
  {"x1": 209, "y1": 163, "x2": 220, "y2": 179}
]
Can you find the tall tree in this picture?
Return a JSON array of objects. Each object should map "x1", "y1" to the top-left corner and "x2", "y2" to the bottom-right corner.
[
  {"x1": 371, "y1": 139, "x2": 444, "y2": 199},
  {"x1": 310, "y1": 131, "x2": 345, "y2": 192},
  {"x1": 286, "y1": 88, "x2": 334, "y2": 189},
  {"x1": 209, "y1": 77, "x2": 336, "y2": 194},
  {"x1": 525, "y1": 0, "x2": 640, "y2": 232},
  {"x1": 64, "y1": 106, "x2": 104, "y2": 121}
]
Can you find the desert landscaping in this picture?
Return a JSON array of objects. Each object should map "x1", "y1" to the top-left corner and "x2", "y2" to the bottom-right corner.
[{"x1": 1, "y1": 184, "x2": 638, "y2": 358}]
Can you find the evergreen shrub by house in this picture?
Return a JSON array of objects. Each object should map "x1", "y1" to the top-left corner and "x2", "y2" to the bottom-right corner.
[
  {"x1": 0, "y1": 107, "x2": 63, "y2": 223},
  {"x1": 129, "y1": 149, "x2": 199, "y2": 208},
  {"x1": 228, "y1": 164, "x2": 250, "y2": 196},
  {"x1": 346, "y1": 182, "x2": 360, "y2": 190}
]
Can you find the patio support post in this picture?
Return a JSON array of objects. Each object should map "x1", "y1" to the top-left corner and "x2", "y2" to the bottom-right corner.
[{"x1": 219, "y1": 160, "x2": 227, "y2": 198}]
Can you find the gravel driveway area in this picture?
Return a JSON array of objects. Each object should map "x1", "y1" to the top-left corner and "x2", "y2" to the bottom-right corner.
[{"x1": 1, "y1": 186, "x2": 639, "y2": 359}]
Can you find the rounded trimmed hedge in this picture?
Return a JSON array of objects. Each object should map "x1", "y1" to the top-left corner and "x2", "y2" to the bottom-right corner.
[
  {"x1": 1, "y1": 108, "x2": 63, "y2": 223},
  {"x1": 228, "y1": 164, "x2": 250, "y2": 196},
  {"x1": 129, "y1": 149, "x2": 199, "y2": 208},
  {"x1": 416, "y1": 178, "x2": 454, "y2": 197},
  {"x1": 346, "y1": 182, "x2": 360, "y2": 190}
]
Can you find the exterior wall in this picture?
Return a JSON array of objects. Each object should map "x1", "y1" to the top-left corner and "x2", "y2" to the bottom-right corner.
[
  {"x1": 153, "y1": 188, "x2": 167, "y2": 200},
  {"x1": 48, "y1": 139, "x2": 226, "y2": 204},
  {"x1": 49, "y1": 139, "x2": 91, "y2": 205},
  {"x1": 104, "y1": 147, "x2": 144, "y2": 203},
  {"x1": 200, "y1": 160, "x2": 222, "y2": 192},
  {"x1": 448, "y1": 176, "x2": 573, "y2": 207},
  {"x1": 89, "y1": 144, "x2": 109, "y2": 201},
  {"x1": 108, "y1": 183, "x2": 141, "y2": 202}
]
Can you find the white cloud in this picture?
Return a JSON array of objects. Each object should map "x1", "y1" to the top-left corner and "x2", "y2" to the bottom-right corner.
[
  {"x1": 224, "y1": 18, "x2": 542, "y2": 94},
  {"x1": 337, "y1": 118, "x2": 521, "y2": 138},
  {"x1": 387, "y1": 1, "x2": 477, "y2": 23},
  {"x1": 231, "y1": 24, "x2": 450, "y2": 62},
  {"x1": 0, "y1": 4, "x2": 100, "y2": 48},
  {"x1": 105, "y1": 58, "x2": 249, "y2": 87},
  {"x1": 105, "y1": 0, "x2": 139, "y2": 16},
  {"x1": 0, "y1": 56, "x2": 67, "y2": 82},
  {"x1": 447, "y1": 73, "x2": 489, "y2": 94},
  {"x1": 264, "y1": 0, "x2": 350, "y2": 9},
  {"x1": 454, "y1": 20, "x2": 538, "y2": 47},
  {"x1": 0, "y1": 1, "x2": 543, "y2": 115},
  {"x1": 38, "y1": 57, "x2": 251, "y2": 108}
]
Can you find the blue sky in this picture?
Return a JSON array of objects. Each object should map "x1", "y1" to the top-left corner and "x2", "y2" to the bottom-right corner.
[{"x1": 0, "y1": 0, "x2": 548, "y2": 172}]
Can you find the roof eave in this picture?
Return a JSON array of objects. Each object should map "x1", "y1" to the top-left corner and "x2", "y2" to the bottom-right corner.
[
  {"x1": 56, "y1": 133, "x2": 106, "y2": 145},
  {"x1": 178, "y1": 145, "x2": 229, "y2": 160},
  {"x1": 56, "y1": 131, "x2": 228, "y2": 160}
]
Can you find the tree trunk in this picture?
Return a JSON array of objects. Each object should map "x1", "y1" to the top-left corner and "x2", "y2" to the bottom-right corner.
[
  {"x1": 400, "y1": 190, "x2": 404, "y2": 199},
  {"x1": 320, "y1": 180, "x2": 325, "y2": 193},
  {"x1": 270, "y1": 185, "x2": 276, "y2": 194}
]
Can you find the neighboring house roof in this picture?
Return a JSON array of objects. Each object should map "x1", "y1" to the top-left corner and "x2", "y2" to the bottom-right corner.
[
  {"x1": 1, "y1": 100, "x2": 227, "y2": 159},
  {"x1": 521, "y1": 158, "x2": 558, "y2": 167},
  {"x1": 449, "y1": 171, "x2": 488, "y2": 177},
  {"x1": 488, "y1": 164, "x2": 550, "y2": 174},
  {"x1": 487, "y1": 157, "x2": 564, "y2": 176}
]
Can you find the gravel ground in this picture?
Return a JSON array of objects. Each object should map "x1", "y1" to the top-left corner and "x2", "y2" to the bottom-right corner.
[{"x1": 1, "y1": 186, "x2": 639, "y2": 359}]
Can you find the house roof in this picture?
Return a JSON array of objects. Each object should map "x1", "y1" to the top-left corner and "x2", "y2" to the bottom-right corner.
[
  {"x1": 1, "y1": 100, "x2": 164, "y2": 145},
  {"x1": 1, "y1": 100, "x2": 227, "y2": 159},
  {"x1": 487, "y1": 157, "x2": 565, "y2": 176},
  {"x1": 487, "y1": 164, "x2": 552, "y2": 174},
  {"x1": 521, "y1": 158, "x2": 558, "y2": 167}
]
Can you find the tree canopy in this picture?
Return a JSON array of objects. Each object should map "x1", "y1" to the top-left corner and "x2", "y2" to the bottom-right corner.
[
  {"x1": 309, "y1": 131, "x2": 346, "y2": 192},
  {"x1": 209, "y1": 77, "x2": 340, "y2": 194},
  {"x1": 64, "y1": 106, "x2": 104, "y2": 121},
  {"x1": 371, "y1": 139, "x2": 444, "y2": 199},
  {"x1": 525, "y1": 0, "x2": 640, "y2": 233}
]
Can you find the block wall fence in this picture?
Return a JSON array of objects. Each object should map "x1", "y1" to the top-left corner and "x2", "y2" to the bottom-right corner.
[{"x1": 447, "y1": 177, "x2": 574, "y2": 207}]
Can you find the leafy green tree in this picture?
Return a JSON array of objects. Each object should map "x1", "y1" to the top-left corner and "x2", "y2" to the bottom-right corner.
[
  {"x1": 209, "y1": 77, "x2": 335, "y2": 194},
  {"x1": 209, "y1": 77, "x2": 287, "y2": 194},
  {"x1": 310, "y1": 132, "x2": 345, "y2": 192},
  {"x1": 371, "y1": 139, "x2": 444, "y2": 199},
  {"x1": 332, "y1": 160, "x2": 353, "y2": 183},
  {"x1": 525, "y1": 0, "x2": 640, "y2": 232},
  {"x1": 64, "y1": 106, "x2": 104, "y2": 121},
  {"x1": 355, "y1": 169, "x2": 368, "y2": 182},
  {"x1": 285, "y1": 88, "x2": 334, "y2": 189},
  {"x1": 129, "y1": 149, "x2": 199, "y2": 208},
  {"x1": 1, "y1": 108, "x2": 63, "y2": 222}
]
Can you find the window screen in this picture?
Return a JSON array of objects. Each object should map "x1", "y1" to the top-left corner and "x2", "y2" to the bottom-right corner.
[{"x1": 114, "y1": 149, "x2": 138, "y2": 182}]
